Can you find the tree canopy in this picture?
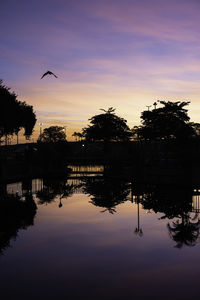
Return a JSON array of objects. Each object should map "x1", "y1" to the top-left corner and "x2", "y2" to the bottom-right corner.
[
  {"x1": 0, "y1": 80, "x2": 36, "y2": 139},
  {"x1": 137, "y1": 101, "x2": 195, "y2": 140},
  {"x1": 82, "y1": 107, "x2": 131, "y2": 142},
  {"x1": 37, "y1": 126, "x2": 66, "y2": 143},
  {"x1": 72, "y1": 131, "x2": 83, "y2": 141},
  {"x1": 167, "y1": 216, "x2": 200, "y2": 248},
  {"x1": 82, "y1": 177, "x2": 130, "y2": 214}
]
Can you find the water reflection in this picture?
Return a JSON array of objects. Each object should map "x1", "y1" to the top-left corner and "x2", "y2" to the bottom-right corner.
[
  {"x1": 82, "y1": 177, "x2": 131, "y2": 213},
  {"x1": 139, "y1": 184, "x2": 200, "y2": 247},
  {"x1": 134, "y1": 200, "x2": 143, "y2": 237},
  {"x1": 2, "y1": 165, "x2": 200, "y2": 250},
  {"x1": 0, "y1": 184, "x2": 37, "y2": 255},
  {"x1": 36, "y1": 177, "x2": 74, "y2": 206},
  {"x1": 167, "y1": 215, "x2": 200, "y2": 248},
  {"x1": 2, "y1": 164, "x2": 200, "y2": 299}
]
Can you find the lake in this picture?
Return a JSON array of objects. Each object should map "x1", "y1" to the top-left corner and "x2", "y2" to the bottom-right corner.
[{"x1": 0, "y1": 165, "x2": 200, "y2": 299}]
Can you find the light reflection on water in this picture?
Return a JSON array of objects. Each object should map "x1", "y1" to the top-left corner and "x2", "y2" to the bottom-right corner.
[
  {"x1": 68, "y1": 164, "x2": 104, "y2": 172},
  {"x1": 1, "y1": 168, "x2": 200, "y2": 299}
]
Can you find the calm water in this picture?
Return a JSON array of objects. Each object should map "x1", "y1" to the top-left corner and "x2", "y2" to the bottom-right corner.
[{"x1": 1, "y1": 166, "x2": 200, "y2": 299}]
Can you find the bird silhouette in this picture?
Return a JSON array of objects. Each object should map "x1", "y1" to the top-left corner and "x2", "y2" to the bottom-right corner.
[{"x1": 41, "y1": 71, "x2": 58, "y2": 79}]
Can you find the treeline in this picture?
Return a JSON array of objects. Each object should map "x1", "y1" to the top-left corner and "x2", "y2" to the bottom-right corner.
[
  {"x1": 72, "y1": 102, "x2": 200, "y2": 143},
  {"x1": 1, "y1": 79, "x2": 200, "y2": 144}
]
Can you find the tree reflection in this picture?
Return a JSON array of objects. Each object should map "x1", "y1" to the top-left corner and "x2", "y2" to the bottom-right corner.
[
  {"x1": 140, "y1": 184, "x2": 200, "y2": 248},
  {"x1": 0, "y1": 185, "x2": 37, "y2": 255},
  {"x1": 36, "y1": 177, "x2": 74, "y2": 206},
  {"x1": 82, "y1": 177, "x2": 130, "y2": 213},
  {"x1": 167, "y1": 214, "x2": 200, "y2": 248}
]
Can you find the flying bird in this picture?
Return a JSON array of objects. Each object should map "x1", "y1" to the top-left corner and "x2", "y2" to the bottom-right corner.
[{"x1": 41, "y1": 71, "x2": 58, "y2": 79}]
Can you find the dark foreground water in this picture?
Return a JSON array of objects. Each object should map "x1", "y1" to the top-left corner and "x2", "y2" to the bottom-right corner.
[{"x1": 1, "y1": 167, "x2": 200, "y2": 300}]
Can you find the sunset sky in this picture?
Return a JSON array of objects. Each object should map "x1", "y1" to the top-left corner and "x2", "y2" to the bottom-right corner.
[{"x1": 2, "y1": 0, "x2": 200, "y2": 140}]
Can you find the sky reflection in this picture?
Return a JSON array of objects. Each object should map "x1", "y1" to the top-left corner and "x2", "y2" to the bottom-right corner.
[{"x1": 1, "y1": 180, "x2": 200, "y2": 299}]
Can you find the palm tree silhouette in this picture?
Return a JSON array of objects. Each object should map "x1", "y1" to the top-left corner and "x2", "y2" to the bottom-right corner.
[{"x1": 167, "y1": 213, "x2": 200, "y2": 248}]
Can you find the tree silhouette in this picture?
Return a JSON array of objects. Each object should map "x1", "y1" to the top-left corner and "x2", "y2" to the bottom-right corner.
[
  {"x1": 82, "y1": 177, "x2": 130, "y2": 213},
  {"x1": 141, "y1": 187, "x2": 192, "y2": 220},
  {"x1": 0, "y1": 190, "x2": 37, "y2": 255},
  {"x1": 72, "y1": 131, "x2": 83, "y2": 141},
  {"x1": 36, "y1": 177, "x2": 74, "y2": 205},
  {"x1": 137, "y1": 101, "x2": 195, "y2": 140},
  {"x1": 38, "y1": 126, "x2": 66, "y2": 143},
  {"x1": 167, "y1": 214, "x2": 200, "y2": 248},
  {"x1": 0, "y1": 79, "x2": 36, "y2": 141},
  {"x1": 82, "y1": 107, "x2": 131, "y2": 142},
  {"x1": 140, "y1": 184, "x2": 200, "y2": 248}
]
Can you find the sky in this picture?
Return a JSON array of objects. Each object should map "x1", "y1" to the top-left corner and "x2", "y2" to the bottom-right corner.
[{"x1": 1, "y1": 0, "x2": 200, "y2": 141}]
